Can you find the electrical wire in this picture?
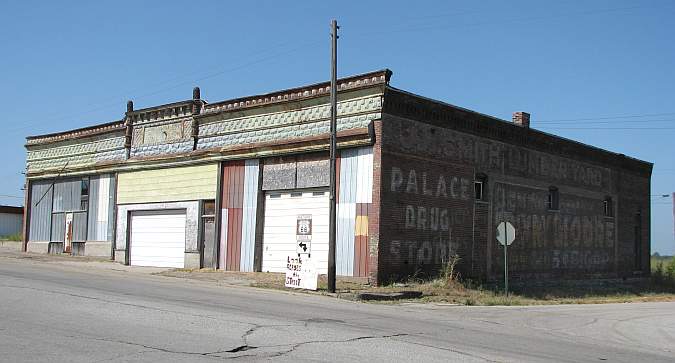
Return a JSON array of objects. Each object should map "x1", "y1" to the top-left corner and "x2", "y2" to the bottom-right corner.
[
  {"x1": 7, "y1": 38, "x2": 323, "y2": 135},
  {"x1": 350, "y1": 4, "x2": 658, "y2": 37},
  {"x1": 536, "y1": 112, "x2": 675, "y2": 122},
  {"x1": 538, "y1": 127, "x2": 675, "y2": 130},
  {"x1": 536, "y1": 119, "x2": 675, "y2": 125},
  {"x1": 9, "y1": 3, "x2": 671, "y2": 136}
]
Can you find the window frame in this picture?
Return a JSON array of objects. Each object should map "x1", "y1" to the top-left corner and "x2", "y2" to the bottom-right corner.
[
  {"x1": 547, "y1": 186, "x2": 559, "y2": 211},
  {"x1": 79, "y1": 177, "x2": 90, "y2": 211},
  {"x1": 474, "y1": 173, "x2": 487, "y2": 202},
  {"x1": 603, "y1": 196, "x2": 614, "y2": 217}
]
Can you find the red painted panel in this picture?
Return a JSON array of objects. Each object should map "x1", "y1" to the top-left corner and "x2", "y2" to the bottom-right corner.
[
  {"x1": 226, "y1": 208, "x2": 243, "y2": 271},
  {"x1": 354, "y1": 203, "x2": 370, "y2": 277},
  {"x1": 221, "y1": 161, "x2": 246, "y2": 271},
  {"x1": 221, "y1": 161, "x2": 245, "y2": 209}
]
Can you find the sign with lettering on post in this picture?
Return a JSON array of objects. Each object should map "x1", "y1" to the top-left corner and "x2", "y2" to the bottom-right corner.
[
  {"x1": 296, "y1": 214, "x2": 312, "y2": 254},
  {"x1": 285, "y1": 255, "x2": 318, "y2": 290}
]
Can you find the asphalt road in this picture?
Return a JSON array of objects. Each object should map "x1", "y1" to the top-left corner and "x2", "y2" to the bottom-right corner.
[{"x1": 0, "y1": 256, "x2": 673, "y2": 362}]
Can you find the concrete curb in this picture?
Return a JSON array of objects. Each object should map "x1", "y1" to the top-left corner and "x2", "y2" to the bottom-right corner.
[{"x1": 357, "y1": 291, "x2": 424, "y2": 301}]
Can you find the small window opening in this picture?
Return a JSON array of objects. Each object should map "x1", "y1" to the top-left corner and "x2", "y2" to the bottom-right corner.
[
  {"x1": 548, "y1": 186, "x2": 559, "y2": 210},
  {"x1": 290, "y1": 192, "x2": 303, "y2": 198},
  {"x1": 603, "y1": 196, "x2": 614, "y2": 217},
  {"x1": 202, "y1": 200, "x2": 216, "y2": 216},
  {"x1": 80, "y1": 178, "x2": 89, "y2": 210},
  {"x1": 474, "y1": 173, "x2": 487, "y2": 201}
]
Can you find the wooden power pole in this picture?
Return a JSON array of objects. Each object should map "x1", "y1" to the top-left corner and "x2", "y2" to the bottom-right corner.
[{"x1": 328, "y1": 19, "x2": 339, "y2": 293}]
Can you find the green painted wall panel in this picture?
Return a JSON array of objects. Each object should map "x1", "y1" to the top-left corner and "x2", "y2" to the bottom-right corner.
[{"x1": 117, "y1": 164, "x2": 218, "y2": 204}]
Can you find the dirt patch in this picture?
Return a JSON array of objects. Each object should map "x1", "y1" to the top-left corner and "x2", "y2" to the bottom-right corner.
[{"x1": 154, "y1": 268, "x2": 675, "y2": 306}]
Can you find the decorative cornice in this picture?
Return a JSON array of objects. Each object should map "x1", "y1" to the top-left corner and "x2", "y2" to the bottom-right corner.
[
  {"x1": 25, "y1": 127, "x2": 372, "y2": 179},
  {"x1": 126, "y1": 100, "x2": 198, "y2": 126},
  {"x1": 24, "y1": 69, "x2": 390, "y2": 148},
  {"x1": 200, "y1": 69, "x2": 391, "y2": 117},
  {"x1": 26, "y1": 120, "x2": 125, "y2": 146}
]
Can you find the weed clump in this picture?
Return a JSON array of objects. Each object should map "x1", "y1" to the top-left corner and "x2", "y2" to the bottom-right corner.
[{"x1": 652, "y1": 257, "x2": 675, "y2": 287}]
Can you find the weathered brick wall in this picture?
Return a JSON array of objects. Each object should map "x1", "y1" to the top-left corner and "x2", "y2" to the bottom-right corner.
[
  {"x1": 374, "y1": 89, "x2": 651, "y2": 283},
  {"x1": 377, "y1": 150, "x2": 475, "y2": 282},
  {"x1": 491, "y1": 183, "x2": 616, "y2": 280},
  {"x1": 368, "y1": 121, "x2": 383, "y2": 283},
  {"x1": 615, "y1": 170, "x2": 651, "y2": 277}
]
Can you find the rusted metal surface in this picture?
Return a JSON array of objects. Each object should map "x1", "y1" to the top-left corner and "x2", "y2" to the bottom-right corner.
[{"x1": 336, "y1": 147, "x2": 373, "y2": 277}]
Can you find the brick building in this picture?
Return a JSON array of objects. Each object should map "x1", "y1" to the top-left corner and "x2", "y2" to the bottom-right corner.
[{"x1": 23, "y1": 70, "x2": 652, "y2": 284}]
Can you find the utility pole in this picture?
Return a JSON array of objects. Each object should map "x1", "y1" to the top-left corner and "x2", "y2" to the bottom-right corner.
[{"x1": 327, "y1": 19, "x2": 339, "y2": 293}]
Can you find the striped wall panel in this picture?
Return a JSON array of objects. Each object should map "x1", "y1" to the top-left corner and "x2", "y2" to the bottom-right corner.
[
  {"x1": 354, "y1": 203, "x2": 370, "y2": 277},
  {"x1": 336, "y1": 153, "x2": 355, "y2": 276},
  {"x1": 0, "y1": 213, "x2": 22, "y2": 237},
  {"x1": 52, "y1": 179, "x2": 82, "y2": 213},
  {"x1": 29, "y1": 181, "x2": 53, "y2": 242},
  {"x1": 87, "y1": 174, "x2": 115, "y2": 241},
  {"x1": 50, "y1": 213, "x2": 65, "y2": 242},
  {"x1": 220, "y1": 160, "x2": 259, "y2": 271},
  {"x1": 240, "y1": 160, "x2": 259, "y2": 272},
  {"x1": 336, "y1": 147, "x2": 373, "y2": 277},
  {"x1": 72, "y1": 212, "x2": 88, "y2": 242},
  {"x1": 219, "y1": 209, "x2": 228, "y2": 269}
]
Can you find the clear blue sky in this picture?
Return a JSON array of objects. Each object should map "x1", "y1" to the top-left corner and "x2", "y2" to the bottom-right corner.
[{"x1": 1, "y1": 0, "x2": 673, "y2": 254}]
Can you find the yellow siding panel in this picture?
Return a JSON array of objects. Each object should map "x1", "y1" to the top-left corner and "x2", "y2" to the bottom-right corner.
[
  {"x1": 355, "y1": 216, "x2": 368, "y2": 236},
  {"x1": 117, "y1": 164, "x2": 218, "y2": 204}
]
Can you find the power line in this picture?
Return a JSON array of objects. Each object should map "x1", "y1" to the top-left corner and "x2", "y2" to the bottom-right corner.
[
  {"x1": 6, "y1": 4, "x2": 673, "y2": 139},
  {"x1": 537, "y1": 119, "x2": 675, "y2": 125},
  {"x1": 536, "y1": 112, "x2": 675, "y2": 122},
  {"x1": 538, "y1": 127, "x2": 675, "y2": 130},
  {"x1": 0, "y1": 194, "x2": 23, "y2": 199},
  {"x1": 350, "y1": 4, "x2": 661, "y2": 38},
  {"x1": 8, "y1": 39, "x2": 323, "y2": 135}
]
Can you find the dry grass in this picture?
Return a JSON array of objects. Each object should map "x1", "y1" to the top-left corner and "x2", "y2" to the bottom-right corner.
[{"x1": 142, "y1": 255, "x2": 675, "y2": 306}]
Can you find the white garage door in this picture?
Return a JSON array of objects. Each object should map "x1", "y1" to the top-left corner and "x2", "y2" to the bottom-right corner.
[
  {"x1": 130, "y1": 210, "x2": 186, "y2": 268},
  {"x1": 262, "y1": 190, "x2": 329, "y2": 274}
]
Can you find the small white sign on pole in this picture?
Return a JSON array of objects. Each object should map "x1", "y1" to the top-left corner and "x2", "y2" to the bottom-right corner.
[
  {"x1": 496, "y1": 221, "x2": 516, "y2": 295},
  {"x1": 496, "y1": 221, "x2": 516, "y2": 246},
  {"x1": 296, "y1": 214, "x2": 312, "y2": 254},
  {"x1": 285, "y1": 255, "x2": 318, "y2": 290}
]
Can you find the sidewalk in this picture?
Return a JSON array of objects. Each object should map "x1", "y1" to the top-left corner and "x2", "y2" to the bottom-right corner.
[
  {"x1": 7, "y1": 247, "x2": 671, "y2": 306},
  {"x1": 0, "y1": 246, "x2": 168, "y2": 275},
  {"x1": 0, "y1": 247, "x2": 369, "y2": 295}
]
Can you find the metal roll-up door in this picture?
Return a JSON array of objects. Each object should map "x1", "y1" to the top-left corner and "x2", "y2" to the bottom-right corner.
[{"x1": 129, "y1": 210, "x2": 186, "y2": 268}]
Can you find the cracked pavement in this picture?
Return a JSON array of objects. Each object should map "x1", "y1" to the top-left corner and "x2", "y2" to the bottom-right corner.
[{"x1": 0, "y1": 256, "x2": 674, "y2": 362}]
